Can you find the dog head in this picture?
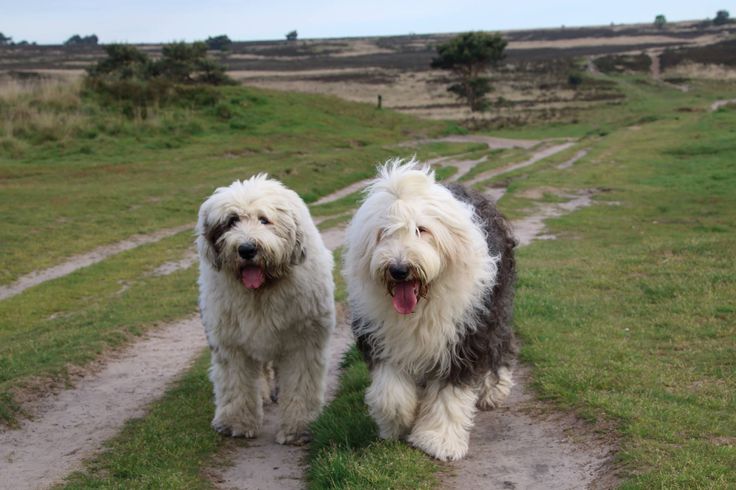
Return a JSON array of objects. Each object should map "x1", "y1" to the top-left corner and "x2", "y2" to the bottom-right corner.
[
  {"x1": 345, "y1": 159, "x2": 489, "y2": 315},
  {"x1": 196, "y1": 175, "x2": 306, "y2": 289}
]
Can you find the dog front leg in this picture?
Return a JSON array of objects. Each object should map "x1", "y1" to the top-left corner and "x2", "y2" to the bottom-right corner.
[
  {"x1": 275, "y1": 343, "x2": 327, "y2": 445},
  {"x1": 365, "y1": 362, "x2": 418, "y2": 440},
  {"x1": 210, "y1": 347, "x2": 263, "y2": 438},
  {"x1": 407, "y1": 380, "x2": 477, "y2": 461}
]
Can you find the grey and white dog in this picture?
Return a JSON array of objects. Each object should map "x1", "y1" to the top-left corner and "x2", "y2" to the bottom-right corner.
[{"x1": 343, "y1": 160, "x2": 516, "y2": 461}]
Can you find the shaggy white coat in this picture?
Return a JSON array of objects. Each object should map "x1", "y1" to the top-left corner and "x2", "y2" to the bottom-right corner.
[
  {"x1": 343, "y1": 160, "x2": 508, "y2": 461},
  {"x1": 197, "y1": 175, "x2": 335, "y2": 444}
]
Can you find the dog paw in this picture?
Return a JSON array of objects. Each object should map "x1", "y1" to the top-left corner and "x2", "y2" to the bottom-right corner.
[
  {"x1": 212, "y1": 419, "x2": 258, "y2": 438},
  {"x1": 276, "y1": 429, "x2": 312, "y2": 446},
  {"x1": 407, "y1": 429, "x2": 469, "y2": 461}
]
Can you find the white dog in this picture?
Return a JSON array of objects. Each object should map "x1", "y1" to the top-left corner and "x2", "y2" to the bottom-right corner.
[
  {"x1": 343, "y1": 160, "x2": 516, "y2": 461},
  {"x1": 196, "y1": 175, "x2": 335, "y2": 444}
]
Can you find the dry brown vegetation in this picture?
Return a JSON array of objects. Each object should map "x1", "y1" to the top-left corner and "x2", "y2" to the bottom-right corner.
[{"x1": 1, "y1": 20, "x2": 735, "y2": 126}]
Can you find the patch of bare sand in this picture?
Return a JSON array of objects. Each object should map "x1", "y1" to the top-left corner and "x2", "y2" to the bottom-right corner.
[
  {"x1": 0, "y1": 317, "x2": 207, "y2": 490},
  {"x1": 513, "y1": 189, "x2": 596, "y2": 246},
  {"x1": 557, "y1": 149, "x2": 589, "y2": 169},
  {"x1": 443, "y1": 367, "x2": 617, "y2": 490},
  {"x1": 403, "y1": 135, "x2": 540, "y2": 150},
  {"x1": 710, "y1": 98, "x2": 736, "y2": 112},
  {"x1": 0, "y1": 223, "x2": 195, "y2": 301}
]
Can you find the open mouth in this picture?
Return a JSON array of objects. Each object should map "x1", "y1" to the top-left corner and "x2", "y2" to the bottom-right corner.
[
  {"x1": 240, "y1": 265, "x2": 265, "y2": 289},
  {"x1": 389, "y1": 280, "x2": 420, "y2": 315}
]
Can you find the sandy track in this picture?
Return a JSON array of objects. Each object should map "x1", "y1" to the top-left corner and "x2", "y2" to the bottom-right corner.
[
  {"x1": 404, "y1": 135, "x2": 540, "y2": 150},
  {"x1": 0, "y1": 223, "x2": 195, "y2": 301},
  {"x1": 710, "y1": 98, "x2": 736, "y2": 111},
  {"x1": 443, "y1": 367, "x2": 614, "y2": 489},
  {"x1": 0, "y1": 317, "x2": 207, "y2": 489},
  {"x1": 557, "y1": 149, "x2": 589, "y2": 170},
  {"x1": 313, "y1": 135, "x2": 552, "y2": 207},
  {"x1": 465, "y1": 142, "x2": 575, "y2": 186},
  {"x1": 214, "y1": 316, "x2": 354, "y2": 490}
]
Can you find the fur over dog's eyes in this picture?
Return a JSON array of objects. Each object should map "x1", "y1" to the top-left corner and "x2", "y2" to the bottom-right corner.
[
  {"x1": 259, "y1": 216, "x2": 271, "y2": 225},
  {"x1": 417, "y1": 226, "x2": 429, "y2": 236},
  {"x1": 226, "y1": 215, "x2": 240, "y2": 228}
]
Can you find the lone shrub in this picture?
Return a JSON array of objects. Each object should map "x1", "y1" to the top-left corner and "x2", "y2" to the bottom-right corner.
[
  {"x1": 64, "y1": 34, "x2": 99, "y2": 46},
  {"x1": 205, "y1": 35, "x2": 232, "y2": 51},
  {"x1": 431, "y1": 32, "x2": 507, "y2": 112}
]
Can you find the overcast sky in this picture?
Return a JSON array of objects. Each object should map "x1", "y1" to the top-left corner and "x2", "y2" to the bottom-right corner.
[{"x1": 2, "y1": 1, "x2": 732, "y2": 44}]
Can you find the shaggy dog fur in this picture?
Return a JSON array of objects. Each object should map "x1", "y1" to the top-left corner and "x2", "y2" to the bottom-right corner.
[
  {"x1": 343, "y1": 160, "x2": 516, "y2": 461},
  {"x1": 196, "y1": 175, "x2": 335, "y2": 444}
]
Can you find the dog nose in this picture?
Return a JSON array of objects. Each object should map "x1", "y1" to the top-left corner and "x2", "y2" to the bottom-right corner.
[
  {"x1": 238, "y1": 242, "x2": 258, "y2": 260},
  {"x1": 388, "y1": 263, "x2": 410, "y2": 281}
]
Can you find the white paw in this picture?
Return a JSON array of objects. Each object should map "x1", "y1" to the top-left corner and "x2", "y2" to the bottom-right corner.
[
  {"x1": 407, "y1": 429, "x2": 469, "y2": 461},
  {"x1": 276, "y1": 429, "x2": 311, "y2": 445},
  {"x1": 212, "y1": 418, "x2": 258, "y2": 438}
]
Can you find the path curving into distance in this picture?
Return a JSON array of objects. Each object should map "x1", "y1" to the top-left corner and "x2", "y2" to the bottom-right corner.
[{"x1": 0, "y1": 224, "x2": 195, "y2": 301}]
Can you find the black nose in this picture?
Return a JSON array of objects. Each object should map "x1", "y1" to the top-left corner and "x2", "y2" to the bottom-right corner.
[
  {"x1": 388, "y1": 263, "x2": 410, "y2": 281},
  {"x1": 238, "y1": 242, "x2": 258, "y2": 260}
]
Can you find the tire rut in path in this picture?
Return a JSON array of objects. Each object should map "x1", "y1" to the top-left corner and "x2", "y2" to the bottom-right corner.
[
  {"x1": 442, "y1": 190, "x2": 615, "y2": 489},
  {"x1": 0, "y1": 317, "x2": 207, "y2": 490},
  {"x1": 0, "y1": 223, "x2": 195, "y2": 301}
]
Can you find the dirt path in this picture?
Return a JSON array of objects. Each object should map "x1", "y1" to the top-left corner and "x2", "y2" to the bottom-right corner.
[
  {"x1": 648, "y1": 50, "x2": 662, "y2": 79},
  {"x1": 513, "y1": 190, "x2": 596, "y2": 246},
  {"x1": 464, "y1": 142, "x2": 575, "y2": 186},
  {"x1": 442, "y1": 189, "x2": 614, "y2": 489},
  {"x1": 0, "y1": 223, "x2": 194, "y2": 301},
  {"x1": 710, "y1": 98, "x2": 736, "y2": 111},
  {"x1": 213, "y1": 316, "x2": 354, "y2": 490},
  {"x1": 0, "y1": 317, "x2": 206, "y2": 490},
  {"x1": 404, "y1": 135, "x2": 540, "y2": 150},
  {"x1": 556, "y1": 149, "x2": 589, "y2": 170},
  {"x1": 443, "y1": 367, "x2": 614, "y2": 489}
]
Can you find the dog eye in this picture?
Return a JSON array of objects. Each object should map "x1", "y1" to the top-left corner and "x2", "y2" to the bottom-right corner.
[
  {"x1": 417, "y1": 226, "x2": 429, "y2": 236},
  {"x1": 259, "y1": 216, "x2": 271, "y2": 225},
  {"x1": 226, "y1": 215, "x2": 240, "y2": 228}
]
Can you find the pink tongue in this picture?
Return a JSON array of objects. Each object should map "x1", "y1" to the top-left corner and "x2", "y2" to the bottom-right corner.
[
  {"x1": 241, "y1": 266, "x2": 265, "y2": 289},
  {"x1": 392, "y1": 281, "x2": 418, "y2": 314}
]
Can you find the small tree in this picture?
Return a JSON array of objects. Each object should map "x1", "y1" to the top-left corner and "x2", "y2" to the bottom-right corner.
[
  {"x1": 0, "y1": 33, "x2": 13, "y2": 45},
  {"x1": 431, "y1": 32, "x2": 507, "y2": 112},
  {"x1": 87, "y1": 44, "x2": 152, "y2": 80},
  {"x1": 65, "y1": 34, "x2": 99, "y2": 46},
  {"x1": 654, "y1": 15, "x2": 667, "y2": 29},
  {"x1": 286, "y1": 30, "x2": 298, "y2": 41},
  {"x1": 714, "y1": 10, "x2": 730, "y2": 25},
  {"x1": 205, "y1": 35, "x2": 232, "y2": 51}
]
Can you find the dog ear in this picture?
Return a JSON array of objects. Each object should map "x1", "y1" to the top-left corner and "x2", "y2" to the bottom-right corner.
[
  {"x1": 290, "y1": 224, "x2": 307, "y2": 265},
  {"x1": 202, "y1": 218, "x2": 226, "y2": 270}
]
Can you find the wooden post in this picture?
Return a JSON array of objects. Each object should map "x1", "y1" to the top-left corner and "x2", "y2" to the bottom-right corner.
[{"x1": 377, "y1": 94, "x2": 382, "y2": 109}]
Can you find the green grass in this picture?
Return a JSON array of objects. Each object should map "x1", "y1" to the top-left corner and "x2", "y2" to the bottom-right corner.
[
  {"x1": 308, "y1": 348, "x2": 438, "y2": 489},
  {"x1": 4, "y1": 72, "x2": 736, "y2": 487},
  {"x1": 0, "y1": 82, "x2": 453, "y2": 424},
  {"x1": 0, "y1": 231, "x2": 198, "y2": 424},
  {"x1": 457, "y1": 146, "x2": 530, "y2": 182},
  {"x1": 0, "y1": 83, "x2": 448, "y2": 285},
  {"x1": 60, "y1": 353, "x2": 219, "y2": 489},
  {"x1": 504, "y1": 99, "x2": 736, "y2": 487},
  {"x1": 306, "y1": 77, "x2": 736, "y2": 488}
]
